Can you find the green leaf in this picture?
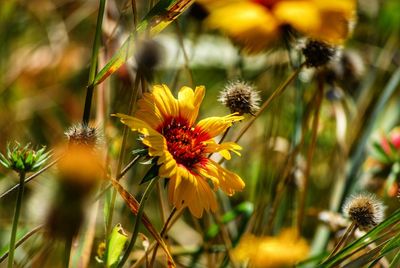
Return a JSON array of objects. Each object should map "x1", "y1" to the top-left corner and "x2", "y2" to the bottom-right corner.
[
  {"x1": 92, "y1": 0, "x2": 194, "y2": 86},
  {"x1": 106, "y1": 224, "x2": 128, "y2": 268},
  {"x1": 131, "y1": 148, "x2": 148, "y2": 157},
  {"x1": 205, "y1": 202, "x2": 254, "y2": 240},
  {"x1": 371, "y1": 141, "x2": 391, "y2": 164},
  {"x1": 321, "y1": 208, "x2": 400, "y2": 267},
  {"x1": 140, "y1": 164, "x2": 159, "y2": 184}
]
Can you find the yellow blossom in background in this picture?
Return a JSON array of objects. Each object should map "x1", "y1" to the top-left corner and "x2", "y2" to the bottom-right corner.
[
  {"x1": 198, "y1": 0, "x2": 356, "y2": 53},
  {"x1": 232, "y1": 229, "x2": 309, "y2": 267},
  {"x1": 114, "y1": 85, "x2": 245, "y2": 218}
]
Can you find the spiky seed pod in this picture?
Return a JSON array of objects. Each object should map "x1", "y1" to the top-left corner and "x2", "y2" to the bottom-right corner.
[
  {"x1": 343, "y1": 193, "x2": 384, "y2": 231},
  {"x1": 219, "y1": 81, "x2": 260, "y2": 115},
  {"x1": 302, "y1": 39, "x2": 337, "y2": 68},
  {"x1": 65, "y1": 124, "x2": 98, "y2": 148}
]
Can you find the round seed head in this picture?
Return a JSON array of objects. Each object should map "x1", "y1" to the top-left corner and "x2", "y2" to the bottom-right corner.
[
  {"x1": 219, "y1": 80, "x2": 260, "y2": 115},
  {"x1": 65, "y1": 124, "x2": 98, "y2": 148},
  {"x1": 343, "y1": 193, "x2": 384, "y2": 230},
  {"x1": 302, "y1": 39, "x2": 337, "y2": 68}
]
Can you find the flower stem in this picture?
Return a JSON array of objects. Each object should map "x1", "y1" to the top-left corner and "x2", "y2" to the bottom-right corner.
[
  {"x1": 297, "y1": 78, "x2": 324, "y2": 233},
  {"x1": 82, "y1": 0, "x2": 106, "y2": 124},
  {"x1": 233, "y1": 63, "x2": 304, "y2": 144},
  {"x1": 118, "y1": 178, "x2": 159, "y2": 268},
  {"x1": 325, "y1": 221, "x2": 357, "y2": 261},
  {"x1": 8, "y1": 171, "x2": 26, "y2": 268},
  {"x1": 64, "y1": 236, "x2": 73, "y2": 268},
  {"x1": 149, "y1": 207, "x2": 178, "y2": 267},
  {"x1": 106, "y1": 71, "x2": 142, "y2": 237}
]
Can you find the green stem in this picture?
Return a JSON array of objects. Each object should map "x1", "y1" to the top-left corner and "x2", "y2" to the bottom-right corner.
[
  {"x1": 82, "y1": 0, "x2": 106, "y2": 124},
  {"x1": 389, "y1": 249, "x2": 400, "y2": 268},
  {"x1": 8, "y1": 171, "x2": 26, "y2": 268},
  {"x1": 106, "y1": 72, "x2": 142, "y2": 237},
  {"x1": 233, "y1": 63, "x2": 305, "y2": 144},
  {"x1": 118, "y1": 178, "x2": 158, "y2": 268},
  {"x1": 64, "y1": 236, "x2": 73, "y2": 268}
]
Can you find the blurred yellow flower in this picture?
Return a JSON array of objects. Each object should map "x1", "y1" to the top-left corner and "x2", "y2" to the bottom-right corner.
[
  {"x1": 114, "y1": 85, "x2": 245, "y2": 217},
  {"x1": 232, "y1": 229, "x2": 309, "y2": 267},
  {"x1": 198, "y1": 0, "x2": 356, "y2": 53}
]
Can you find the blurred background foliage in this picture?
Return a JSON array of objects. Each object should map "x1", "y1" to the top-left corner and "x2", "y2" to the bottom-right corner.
[{"x1": 0, "y1": 0, "x2": 399, "y2": 267}]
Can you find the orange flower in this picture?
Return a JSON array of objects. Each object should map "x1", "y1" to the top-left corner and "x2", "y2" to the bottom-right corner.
[
  {"x1": 232, "y1": 229, "x2": 309, "y2": 267},
  {"x1": 198, "y1": 0, "x2": 356, "y2": 53},
  {"x1": 114, "y1": 85, "x2": 245, "y2": 217}
]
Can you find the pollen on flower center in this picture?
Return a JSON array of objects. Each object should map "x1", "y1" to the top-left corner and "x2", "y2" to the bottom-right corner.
[{"x1": 158, "y1": 117, "x2": 206, "y2": 168}]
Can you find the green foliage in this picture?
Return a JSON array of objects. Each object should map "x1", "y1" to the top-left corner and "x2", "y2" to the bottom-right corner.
[{"x1": 0, "y1": 142, "x2": 51, "y2": 174}]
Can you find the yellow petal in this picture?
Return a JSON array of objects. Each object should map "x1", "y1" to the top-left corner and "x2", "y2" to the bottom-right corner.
[
  {"x1": 309, "y1": 0, "x2": 356, "y2": 44},
  {"x1": 168, "y1": 173, "x2": 217, "y2": 218},
  {"x1": 196, "y1": 114, "x2": 244, "y2": 139},
  {"x1": 152, "y1": 84, "x2": 179, "y2": 120},
  {"x1": 204, "y1": 141, "x2": 242, "y2": 160},
  {"x1": 204, "y1": 2, "x2": 279, "y2": 53},
  {"x1": 113, "y1": 113, "x2": 160, "y2": 137},
  {"x1": 273, "y1": 1, "x2": 321, "y2": 34},
  {"x1": 177, "y1": 86, "x2": 205, "y2": 126},
  {"x1": 135, "y1": 92, "x2": 164, "y2": 129},
  {"x1": 201, "y1": 159, "x2": 245, "y2": 195}
]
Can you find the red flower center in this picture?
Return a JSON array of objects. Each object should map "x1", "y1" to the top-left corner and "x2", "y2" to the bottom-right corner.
[
  {"x1": 158, "y1": 117, "x2": 207, "y2": 168},
  {"x1": 252, "y1": 0, "x2": 278, "y2": 9}
]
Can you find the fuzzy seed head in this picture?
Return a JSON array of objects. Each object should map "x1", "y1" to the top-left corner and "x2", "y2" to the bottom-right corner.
[
  {"x1": 343, "y1": 193, "x2": 384, "y2": 230},
  {"x1": 302, "y1": 39, "x2": 337, "y2": 68},
  {"x1": 65, "y1": 124, "x2": 98, "y2": 148},
  {"x1": 219, "y1": 81, "x2": 260, "y2": 115}
]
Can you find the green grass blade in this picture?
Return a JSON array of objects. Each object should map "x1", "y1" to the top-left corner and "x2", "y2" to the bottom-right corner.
[{"x1": 92, "y1": 0, "x2": 194, "y2": 86}]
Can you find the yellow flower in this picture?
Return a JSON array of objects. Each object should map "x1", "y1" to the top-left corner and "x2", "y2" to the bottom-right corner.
[
  {"x1": 198, "y1": 0, "x2": 356, "y2": 53},
  {"x1": 114, "y1": 85, "x2": 245, "y2": 217},
  {"x1": 232, "y1": 229, "x2": 309, "y2": 267}
]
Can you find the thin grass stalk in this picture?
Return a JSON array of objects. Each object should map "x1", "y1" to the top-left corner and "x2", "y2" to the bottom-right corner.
[
  {"x1": 149, "y1": 207, "x2": 178, "y2": 267},
  {"x1": 0, "y1": 157, "x2": 60, "y2": 199},
  {"x1": 7, "y1": 171, "x2": 26, "y2": 268},
  {"x1": 174, "y1": 21, "x2": 194, "y2": 87},
  {"x1": 233, "y1": 63, "x2": 304, "y2": 144},
  {"x1": 118, "y1": 178, "x2": 159, "y2": 268},
  {"x1": 64, "y1": 236, "x2": 72, "y2": 268},
  {"x1": 0, "y1": 225, "x2": 43, "y2": 263},
  {"x1": 297, "y1": 78, "x2": 324, "y2": 233},
  {"x1": 389, "y1": 249, "x2": 400, "y2": 268},
  {"x1": 264, "y1": 93, "x2": 316, "y2": 233},
  {"x1": 82, "y1": 0, "x2": 106, "y2": 124},
  {"x1": 326, "y1": 221, "x2": 357, "y2": 260},
  {"x1": 132, "y1": 208, "x2": 184, "y2": 268},
  {"x1": 106, "y1": 72, "x2": 142, "y2": 236},
  {"x1": 337, "y1": 66, "x2": 400, "y2": 210}
]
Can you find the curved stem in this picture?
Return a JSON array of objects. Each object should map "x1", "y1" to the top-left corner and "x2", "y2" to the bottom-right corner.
[
  {"x1": 325, "y1": 221, "x2": 357, "y2": 261},
  {"x1": 1, "y1": 157, "x2": 60, "y2": 200},
  {"x1": 8, "y1": 171, "x2": 26, "y2": 268},
  {"x1": 107, "y1": 72, "x2": 142, "y2": 236},
  {"x1": 297, "y1": 78, "x2": 324, "y2": 233},
  {"x1": 0, "y1": 225, "x2": 43, "y2": 263},
  {"x1": 233, "y1": 63, "x2": 304, "y2": 144},
  {"x1": 149, "y1": 207, "x2": 178, "y2": 267},
  {"x1": 118, "y1": 178, "x2": 159, "y2": 268}
]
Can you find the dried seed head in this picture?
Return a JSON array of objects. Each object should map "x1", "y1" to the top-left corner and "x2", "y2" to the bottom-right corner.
[
  {"x1": 65, "y1": 124, "x2": 98, "y2": 148},
  {"x1": 302, "y1": 39, "x2": 337, "y2": 68},
  {"x1": 343, "y1": 193, "x2": 384, "y2": 230},
  {"x1": 219, "y1": 81, "x2": 260, "y2": 115}
]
